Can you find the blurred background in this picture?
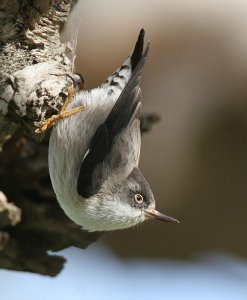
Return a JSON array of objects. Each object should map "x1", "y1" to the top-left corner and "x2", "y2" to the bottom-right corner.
[
  {"x1": 2, "y1": 0, "x2": 247, "y2": 299},
  {"x1": 71, "y1": 0, "x2": 247, "y2": 260}
]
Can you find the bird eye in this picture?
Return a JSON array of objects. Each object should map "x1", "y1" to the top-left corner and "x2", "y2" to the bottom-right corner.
[{"x1": 134, "y1": 193, "x2": 143, "y2": 204}]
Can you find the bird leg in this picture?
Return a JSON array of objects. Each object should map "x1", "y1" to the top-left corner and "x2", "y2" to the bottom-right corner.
[{"x1": 35, "y1": 87, "x2": 85, "y2": 133}]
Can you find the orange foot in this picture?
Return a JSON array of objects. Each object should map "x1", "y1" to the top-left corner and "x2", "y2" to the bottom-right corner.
[{"x1": 35, "y1": 87, "x2": 85, "y2": 133}]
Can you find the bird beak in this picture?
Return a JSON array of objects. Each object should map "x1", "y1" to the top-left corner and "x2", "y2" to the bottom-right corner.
[{"x1": 144, "y1": 209, "x2": 179, "y2": 223}]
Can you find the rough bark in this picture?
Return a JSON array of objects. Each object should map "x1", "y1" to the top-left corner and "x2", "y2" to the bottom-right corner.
[
  {"x1": 0, "y1": 0, "x2": 102, "y2": 277},
  {"x1": 0, "y1": 130, "x2": 102, "y2": 276},
  {"x1": 0, "y1": 191, "x2": 21, "y2": 228},
  {"x1": 0, "y1": 0, "x2": 79, "y2": 141},
  {"x1": 0, "y1": 0, "x2": 159, "y2": 276}
]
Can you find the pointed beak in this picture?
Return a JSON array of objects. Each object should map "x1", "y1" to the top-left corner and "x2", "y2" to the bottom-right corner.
[{"x1": 144, "y1": 209, "x2": 179, "y2": 223}]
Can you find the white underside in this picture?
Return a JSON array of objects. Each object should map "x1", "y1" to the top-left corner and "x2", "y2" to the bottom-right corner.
[{"x1": 49, "y1": 67, "x2": 144, "y2": 231}]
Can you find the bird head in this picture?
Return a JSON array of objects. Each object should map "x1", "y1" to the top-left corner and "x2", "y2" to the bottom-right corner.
[{"x1": 88, "y1": 167, "x2": 179, "y2": 232}]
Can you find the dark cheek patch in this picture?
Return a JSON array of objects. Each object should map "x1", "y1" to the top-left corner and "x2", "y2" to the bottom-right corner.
[{"x1": 129, "y1": 169, "x2": 153, "y2": 202}]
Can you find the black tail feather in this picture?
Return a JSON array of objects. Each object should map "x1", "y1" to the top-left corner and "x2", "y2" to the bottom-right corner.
[{"x1": 131, "y1": 29, "x2": 145, "y2": 71}]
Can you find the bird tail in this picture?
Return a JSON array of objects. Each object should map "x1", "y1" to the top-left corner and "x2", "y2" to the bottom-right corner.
[
  {"x1": 130, "y1": 28, "x2": 145, "y2": 71},
  {"x1": 101, "y1": 29, "x2": 148, "y2": 91}
]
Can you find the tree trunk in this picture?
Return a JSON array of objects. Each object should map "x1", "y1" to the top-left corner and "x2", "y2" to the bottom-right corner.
[
  {"x1": 0, "y1": 0, "x2": 101, "y2": 277},
  {"x1": 0, "y1": 0, "x2": 159, "y2": 276}
]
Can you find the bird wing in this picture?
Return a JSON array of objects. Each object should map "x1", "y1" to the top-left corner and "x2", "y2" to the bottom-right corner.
[
  {"x1": 101, "y1": 29, "x2": 145, "y2": 96},
  {"x1": 77, "y1": 39, "x2": 149, "y2": 199}
]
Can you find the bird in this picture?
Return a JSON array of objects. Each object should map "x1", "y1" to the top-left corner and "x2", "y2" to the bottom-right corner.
[{"x1": 47, "y1": 29, "x2": 179, "y2": 232}]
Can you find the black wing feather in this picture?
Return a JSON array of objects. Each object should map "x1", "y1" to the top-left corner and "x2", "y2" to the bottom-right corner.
[
  {"x1": 77, "y1": 124, "x2": 110, "y2": 198},
  {"x1": 131, "y1": 28, "x2": 145, "y2": 71},
  {"x1": 77, "y1": 32, "x2": 149, "y2": 198}
]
